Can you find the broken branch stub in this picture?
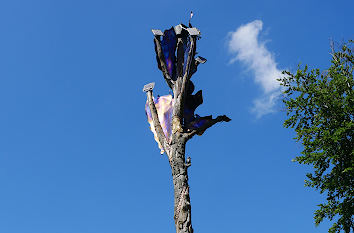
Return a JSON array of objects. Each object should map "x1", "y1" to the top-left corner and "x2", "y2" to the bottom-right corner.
[
  {"x1": 143, "y1": 82, "x2": 168, "y2": 154},
  {"x1": 195, "y1": 56, "x2": 207, "y2": 64}
]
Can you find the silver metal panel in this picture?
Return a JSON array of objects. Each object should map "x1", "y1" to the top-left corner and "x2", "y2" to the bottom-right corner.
[
  {"x1": 151, "y1": 29, "x2": 163, "y2": 36},
  {"x1": 143, "y1": 82, "x2": 155, "y2": 92},
  {"x1": 174, "y1": 24, "x2": 183, "y2": 35},
  {"x1": 187, "y1": 27, "x2": 200, "y2": 36}
]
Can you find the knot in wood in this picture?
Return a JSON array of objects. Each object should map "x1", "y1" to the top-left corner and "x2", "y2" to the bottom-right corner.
[{"x1": 172, "y1": 116, "x2": 183, "y2": 134}]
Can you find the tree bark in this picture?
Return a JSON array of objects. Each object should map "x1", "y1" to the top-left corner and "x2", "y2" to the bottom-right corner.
[
  {"x1": 168, "y1": 135, "x2": 193, "y2": 233},
  {"x1": 146, "y1": 28, "x2": 231, "y2": 233}
]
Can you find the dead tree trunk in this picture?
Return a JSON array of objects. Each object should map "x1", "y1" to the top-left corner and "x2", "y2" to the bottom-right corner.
[
  {"x1": 170, "y1": 137, "x2": 191, "y2": 233},
  {"x1": 144, "y1": 24, "x2": 230, "y2": 233}
]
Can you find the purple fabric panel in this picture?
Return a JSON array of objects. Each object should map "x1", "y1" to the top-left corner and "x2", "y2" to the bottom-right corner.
[
  {"x1": 161, "y1": 28, "x2": 177, "y2": 77},
  {"x1": 183, "y1": 36, "x2": 191, "y2": 74}
]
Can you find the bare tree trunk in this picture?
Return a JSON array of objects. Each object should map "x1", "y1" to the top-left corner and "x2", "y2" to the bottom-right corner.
[
  {"x1": 144, "y1": 24, "x2": 231, "y2": 233},
  {"x1": 169, "y1": 137, "x2": 193, "y2": 233}
]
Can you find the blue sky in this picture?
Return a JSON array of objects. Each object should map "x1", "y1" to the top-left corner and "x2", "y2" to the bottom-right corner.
[{"x1": 0, "y1": 0, "x2": 353, "y2": 233}]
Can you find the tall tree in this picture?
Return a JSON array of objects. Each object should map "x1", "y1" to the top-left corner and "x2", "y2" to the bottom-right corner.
[
  {"x1": 143, "y1": 25, "x2": 230, "y2": 233},
  {"x1": 279, "y1": 40, "x2": 353, "y2": 233}
]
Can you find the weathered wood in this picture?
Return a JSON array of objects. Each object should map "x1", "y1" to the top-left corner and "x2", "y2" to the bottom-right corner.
[
  {"x1": 145, "y1": 90, "x2": 168, "y2": 153},
  {"x1": 154, "y1": 37, "x2": 174, "y2": 89},
  {"x1": 172, "y1": 36, "x2": 196, "y2": 136},
  {"x1": 147, "y1": 24, "x2": 231, "y2": 233},
  {"x1": 168, "y1": 137, "x2": 193, "y2": 233},
  {"x1": 180, "y1": 36, "x2": 196, "y2": 101}
]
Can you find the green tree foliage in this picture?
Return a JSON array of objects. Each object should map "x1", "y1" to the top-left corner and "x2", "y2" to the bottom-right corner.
[{"x1": 279, "y1": 40, "x2": 353, "y2": 233}]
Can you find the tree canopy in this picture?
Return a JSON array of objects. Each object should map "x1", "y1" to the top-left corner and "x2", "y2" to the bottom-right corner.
[{"x1": 279, "y1": 40, "x2": 353, "y2": 233}]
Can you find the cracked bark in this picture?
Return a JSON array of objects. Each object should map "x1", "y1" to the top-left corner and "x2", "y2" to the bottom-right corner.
[
  {"x1": 146, "y1": 95, "x2": 194, "y2": 233},
  {"x1": 146, "y1": 30, "x2": 230, "y2": 233},
  {"x1": 169, "y1": 136, "x2": 192, "y2": 233}
]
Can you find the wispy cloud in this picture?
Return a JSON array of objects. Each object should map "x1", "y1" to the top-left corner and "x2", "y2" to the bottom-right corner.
[{"x1": 227, "y1": 20, "x2": 283, "y2": 118}]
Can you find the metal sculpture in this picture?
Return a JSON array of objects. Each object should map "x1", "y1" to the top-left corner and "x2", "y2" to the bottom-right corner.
[{"x1": 144, "y1": 23, "x2": 230, "y2": 233}]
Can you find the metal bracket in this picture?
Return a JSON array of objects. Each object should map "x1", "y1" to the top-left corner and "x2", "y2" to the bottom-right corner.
[{"x1": 187, "y1": 27, "x2": 200, "y2": 36}]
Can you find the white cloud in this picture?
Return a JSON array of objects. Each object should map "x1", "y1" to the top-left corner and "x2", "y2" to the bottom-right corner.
[{"x1": 227, "y1": 20, "x2": 283, "y2": 118}]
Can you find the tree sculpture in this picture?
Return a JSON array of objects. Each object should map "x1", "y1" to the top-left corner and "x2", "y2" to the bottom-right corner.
[{"x1": 143, "y1": 24, "x2": 231, "y2": 233}]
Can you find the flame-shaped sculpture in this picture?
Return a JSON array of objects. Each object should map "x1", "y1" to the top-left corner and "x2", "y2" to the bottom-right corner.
[
  {"x1": 147, "y1": 25, "x2": 215, "y2": 153},
  {"x1": 145, "y1": 95, "x2": 174, "y2": 154}
]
